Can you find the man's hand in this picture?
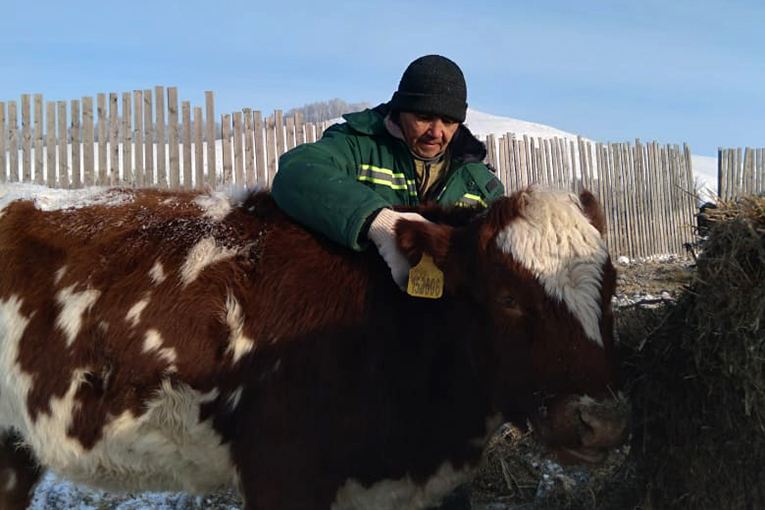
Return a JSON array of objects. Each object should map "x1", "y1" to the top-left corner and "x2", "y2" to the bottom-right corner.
[{"x1": 367, "y1": 208, "x2": 430, "y2": 290}]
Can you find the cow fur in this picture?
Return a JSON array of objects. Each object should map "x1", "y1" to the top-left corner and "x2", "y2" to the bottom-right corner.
[{"x1": 0, "y1": 186, "x2": 626, "y2": 510}]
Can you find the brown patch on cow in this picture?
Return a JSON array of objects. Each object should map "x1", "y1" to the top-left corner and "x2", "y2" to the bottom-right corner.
[{"x1": 0, "y1": 189, "x2": 265, "y2": 449}]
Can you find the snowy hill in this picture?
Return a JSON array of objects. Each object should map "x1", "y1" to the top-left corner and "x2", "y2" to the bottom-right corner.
[{"x1": 464, "y1": 109, "x2": 587, "y2": 144}]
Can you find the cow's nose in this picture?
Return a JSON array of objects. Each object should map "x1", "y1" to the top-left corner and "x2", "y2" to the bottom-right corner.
[{"x1": 578, "y1": 397, "x2": 630, "y2": 449}]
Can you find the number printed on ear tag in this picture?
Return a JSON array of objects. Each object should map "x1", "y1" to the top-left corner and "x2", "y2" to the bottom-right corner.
[{"x1": 407, "y1": 253, "x2": 444, "y2": 299}]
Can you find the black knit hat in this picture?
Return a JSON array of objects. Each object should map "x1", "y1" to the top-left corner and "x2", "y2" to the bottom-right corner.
[{"x1": 390, "y1": 55, "x2": 467, "y2": 123}]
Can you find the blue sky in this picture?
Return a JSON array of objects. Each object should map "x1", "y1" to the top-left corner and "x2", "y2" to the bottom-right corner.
[{"x1": 3, "y1": 0, "x2": 763, "y2": 157}]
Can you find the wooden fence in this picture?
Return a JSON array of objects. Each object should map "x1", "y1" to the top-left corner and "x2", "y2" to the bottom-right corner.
[
  {"x1": 0, "y1": 88, "x2": 332, "y2": 190},
  {"x1": 484, "y1": 134, "x2": 697, "y2": 260},
  {"x1": 717, "y1": 147, "x2": 765, "y2": 201},
  {"x1": 0, "y1": 87, "x2": 698, "y2": 260}
]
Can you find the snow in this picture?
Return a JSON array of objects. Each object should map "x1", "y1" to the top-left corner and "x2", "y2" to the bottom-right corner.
[
  {"x1": 0, "y1": 183, "x2": 134, "y2": 211},
  {"x1": 464, "y1": 109, "x2": 587, "y2": 144},
  {"x1": 30, "y1": 473, "x2": 240, "y2": 510}
]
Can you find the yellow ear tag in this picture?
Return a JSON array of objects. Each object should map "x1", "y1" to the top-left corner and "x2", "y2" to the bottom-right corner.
[{"x1": 407, "y1": 253, "x2": 444, "y2": 299}]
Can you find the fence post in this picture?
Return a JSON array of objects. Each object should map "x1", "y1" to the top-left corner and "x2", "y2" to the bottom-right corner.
[
  {"x1": 0, "y1": 102, "x2": 5, "y2": 183},
  {"x1": 9, "y1": 101, "x2": 18, "y2": 182},
  {"x1": 71, "y1": 99, "x2": 81, "y2": 188},
  {"x1": 221, "y1": 113, "x2": 232, "y2": 185},
  {"x1": 97, "y1": 94, "x2": 107, "y2": 186},
  {"x1": 205, "y1": 91, "x2": 216, "y2": 187},
  {"x1": 194, "y1": 106, "x2": 204, "y2": 189},
  {"x1": 233, "y1": 111, "x2": 243, "y2": 186},
  {"x1": 21, "y1": 95, "x2": 31, "y2": 183},
  {"x1": 34, "y1": 94, "x2": 43, "y2": 184},
  {"x1": 254, "y1": 110, "x2": 265, "y2": 188},
  {"x1": 83, "y1": 97, "x2": 95, "y2": 187},
  {"x1": 265, "y1": 115, "x2": 276, "y2": 188},
  {"x1": 743, "y1": 147, "x2": 755, "y2": 194},
  {"x1": 275, "y1": 110, "x2": 285, "y2": 161},
  {"x1": 143, "y1": 89, "x2": 154, "y2": 187},
  {"x1": 133, "y1": 91, "x2": 144, "y2": 188},
  {"x1": 168, "y1": 87, "x2": 180, "y2": 189},
  {"x1": 243, "y1": 108, "x2": 255, "y2": 187},
  {"x1": 45, "y1": 102, "x2": 55, "y2": 187},
  {"x1": 295, "y1": 112, "x2": 305, "y2": 146},
  {"x1": 121, "y1": 93, "x2": 132, "y2": 186},
  {"x1": 285, "y1": 115, "x2": 296, "y2": 152},
  {"x1": 182, "y1": 101, "x2": 192, "y2": 189},
  {"x1": 108, "y1": 93, "x2": 119, "y2": 185},
  {"x1": 156, "y1": 86, "x2": 167, "y2": 188},
  {"x1": 56, "y1": 101, "x2": 68, "y2": 187}
]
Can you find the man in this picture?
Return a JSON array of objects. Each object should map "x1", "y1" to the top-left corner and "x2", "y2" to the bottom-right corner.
[{"x1": 272, "y1": 55, "x2": 505, "y2": 290}]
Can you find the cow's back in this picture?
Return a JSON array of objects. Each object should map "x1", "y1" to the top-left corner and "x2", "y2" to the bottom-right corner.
[{"x1": 0, "y1": 189, "x2": 308, "y2": 493}]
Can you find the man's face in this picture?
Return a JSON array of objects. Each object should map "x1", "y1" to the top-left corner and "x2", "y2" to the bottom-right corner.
[{"x1": 398, "y1": 112, "x2": 460, "y2": 159}]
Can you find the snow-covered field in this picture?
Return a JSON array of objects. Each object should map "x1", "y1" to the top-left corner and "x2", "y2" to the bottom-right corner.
[{"x1": 29, "y1": 473, "x2": 241, "y2": 510}]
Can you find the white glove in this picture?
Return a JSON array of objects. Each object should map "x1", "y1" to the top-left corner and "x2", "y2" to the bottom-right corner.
[{"x1": 367, "y1": 208, "x2": 431, "y2": 290}]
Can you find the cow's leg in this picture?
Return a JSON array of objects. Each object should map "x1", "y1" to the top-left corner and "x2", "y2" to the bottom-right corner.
[{"x1": 0, "y1": 430, "x2": 43, "y2": 510}]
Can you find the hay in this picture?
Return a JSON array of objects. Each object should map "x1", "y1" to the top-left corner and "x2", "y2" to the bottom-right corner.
[
  {"x1": 623, "y1": 194, "x2": 765, "y2": 509},
  {"x1": 470, "y1": 424, "x2": 638, "y2": 510}
]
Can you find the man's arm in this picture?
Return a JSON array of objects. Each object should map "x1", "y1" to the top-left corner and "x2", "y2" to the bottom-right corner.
[{"x1": 271, "y1": 127, "x2": 391, "y2": 251}]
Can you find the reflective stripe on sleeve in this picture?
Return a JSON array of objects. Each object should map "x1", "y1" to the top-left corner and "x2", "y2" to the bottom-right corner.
[
  {"x1": 458, "y1": 193, "x2": 488, "y2": 207},
  {"x1": 357, "y1": 164, "x2": 417, "y2": 197}
]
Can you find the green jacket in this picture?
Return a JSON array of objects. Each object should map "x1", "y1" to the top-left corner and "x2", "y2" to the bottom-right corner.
[{"x1": 271, "y1": 103, "x2": 505, "y2": 251}]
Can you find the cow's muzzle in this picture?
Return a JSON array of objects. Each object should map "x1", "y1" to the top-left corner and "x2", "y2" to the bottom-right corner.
[{"x1": 533, "y1": 393, "x2": 630, "y2": 464}]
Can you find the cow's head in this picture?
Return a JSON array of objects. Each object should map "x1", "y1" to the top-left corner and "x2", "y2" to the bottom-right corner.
[{"x1": 396, "y1": 188, "x2": 629, "y2": 463}]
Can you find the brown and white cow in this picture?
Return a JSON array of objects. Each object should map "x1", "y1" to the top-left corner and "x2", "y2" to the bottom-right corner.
[{"x1": 0, "y1": 186, "x2": 628, "y2": 510}]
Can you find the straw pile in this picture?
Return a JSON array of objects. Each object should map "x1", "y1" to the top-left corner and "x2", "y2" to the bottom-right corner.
[{"x1": 623, "y1": 194, "x2": 765, "y2": 509}]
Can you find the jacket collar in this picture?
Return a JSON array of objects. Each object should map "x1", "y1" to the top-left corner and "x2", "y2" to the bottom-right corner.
[{"x1": 342, "y1": 103, "x2": 487, "y2": 164}]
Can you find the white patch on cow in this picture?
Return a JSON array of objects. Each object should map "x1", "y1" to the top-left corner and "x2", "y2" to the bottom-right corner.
[
  {"x1": 332, "y1": 461, "x2": 470, "y2": 510},
  {"x1": 194, "y1": 191, "x2": 232, "y2": 221},
  {"x1": 55, "y1": 284, "x2": 101, "y2": 347},
  {"x1": 495, "y1": 189, "x2": 608, "y2": 347},
  {"x1": 8, "y1": 366, "x2": 92, "y2": 469},
  {"x1": 149, "y1": 261, "x2": 166, "y2": 286},
  {"x1": 18, "y1": 380, "x2": 234, "y2": 494},
  {"x1": 226, "y1": 386, "x2": 244, "y2": 411},
  {"x1": 142, "y1": 329, "x2": 178, "y2": 371},
  {"x1": 1, "y1": 308, "x2": 234, "y2": 497},
  {"x1": 224, "y1": 292, "x2": 255, "y2": 363},
  {"x1": 54, "y1": 266, "x2": 67, "y2": 286},
  {"x1": 180, "y1": 237, "x2": 238, "y2": 287},
  {"x1": 126, "y1": 297, "x2": 150, "y2": 328},
  {"x1": 1, "y1": 468, "x2": 17, "y2": 492},
  {"x1": 0, "y1": 296, "x2": 36, "y2": 434}
]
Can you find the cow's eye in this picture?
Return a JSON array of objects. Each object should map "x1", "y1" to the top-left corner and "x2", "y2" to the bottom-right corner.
[{"x1": 498, "y1": 294, "x2": 517, "y2": 308}]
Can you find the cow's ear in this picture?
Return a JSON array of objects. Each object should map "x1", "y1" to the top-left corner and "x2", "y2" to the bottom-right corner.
[
  {"x1": 395, "y1": 220, "x2": 453, "y2": 272},
  {"x1": 579, "y1": 190, "x2": 606, "y2": 236}
]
